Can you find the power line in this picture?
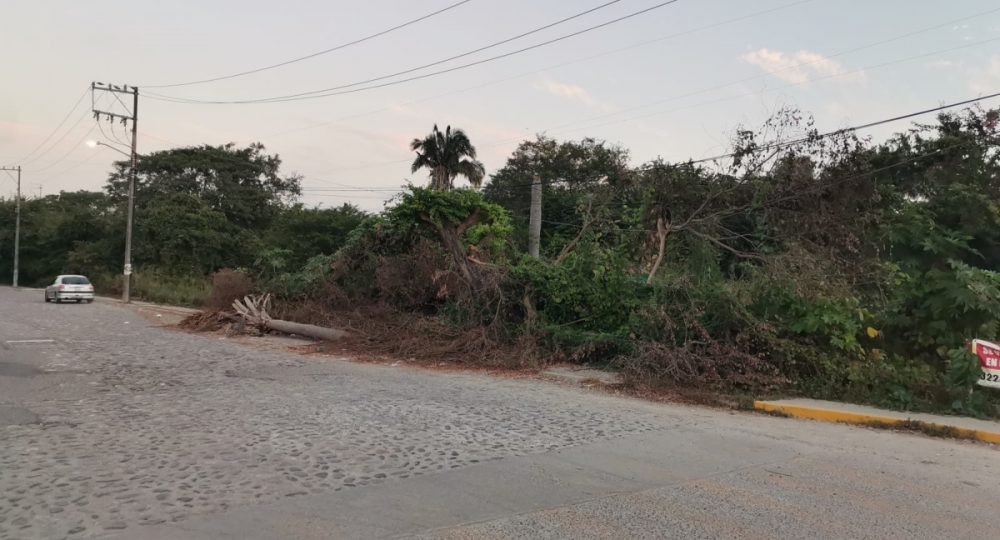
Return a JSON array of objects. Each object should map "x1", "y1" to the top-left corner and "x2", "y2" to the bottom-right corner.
[
  {"x1": 144, "y1": 0, "x2": 477, "y2": 89},
  {"x1": 457, "y1": 32, "x2": 1000, "y2": 156},
  {"x1": 689, "y1": 90, "x2": 1000, "y2": 164},
  {"x1": 535, "y1": 6, "x2": 1000, "y2": 135},
  {"x1": 428, "y1": 90, "x2": 1000, "y2": 193},
  {"x1": 26, "y1": 93, "x2": 116, "y2": 174},
  {"x1": 31, "y1": 124, "x2": 99, "y2": 174},
  {"x1": 535, "y1": 138, "x2": 983, "y2": 238},
  {"x1": 22, "y1": 101, "x2": 94, "y2": 165},
  {"x1": 16, "y1": 88, "x2": 90, "y2": 163},
  {"x1": 290, "y1": 10, "x2": 1000, "y2": 177},
  {"x1": 558, "y1": 34, "x2": 1000, "y2": 138},
  {"x1": 254, "y1": 0, "x2": 816, "y2": 142},
  {"x1": 146, "y1": 0, "x2": 682, "y2": 104},
  {"x1": 97, "y1": 119, "x2": 130, "y2": 150},
  {"x1": 224, "y1": 0, "x2": 625, "y2": 100}
]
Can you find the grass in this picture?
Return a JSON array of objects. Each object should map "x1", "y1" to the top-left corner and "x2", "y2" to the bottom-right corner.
[
  {"x1": 132, "y1": 272, "x2": 210, "y2": 307},
  {"x1": 92, "y1": 269, "x2": 211, "y2": 307}
]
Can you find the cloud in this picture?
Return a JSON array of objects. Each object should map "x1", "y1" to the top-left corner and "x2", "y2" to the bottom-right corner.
[
  {"x1": 969, "y1": 56, "x2": 1000, "y2": 94},
  {"x1": 741, "y1": 48, "x2": 864, "y2": 84},
  {"x1": 538, "y1": 79, "x2": 598, "y2": 107}
]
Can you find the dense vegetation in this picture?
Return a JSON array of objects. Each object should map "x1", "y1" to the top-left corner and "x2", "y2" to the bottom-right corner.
[
  {"x1": 2, "y1": 110, "x2": 998, "y2": 415},
  {"x1": 0, "y1": 143, "x2": 365, "y2": 303}
]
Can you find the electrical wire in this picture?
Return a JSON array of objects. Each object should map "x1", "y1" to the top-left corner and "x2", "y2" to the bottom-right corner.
[
  {"x1": 146, "y1": 0, "x2": 681, "y2": 104},
  {"x1": 144, "y1": 0, "x2": 477, "y2": 89},
  {"x1": 535, "y1": 6, "x2": 1000, "y2": 135},
  {"x1": 527, "y1": 139, "x2": 984, "y2": 238},
  {"x1": 256, "y1": 0, "x2": 817, "y2": 141},
  {"x1": 289, "y1": 17, "x2": 1000, "y2": 176},
  {"x1": 301, "y1": 89, "x2": 1000, "y2": 194},
  {"x1": 688, "y1": 90, "x2": 1000, "y2": 164},
  {"x1": 29, "y1": 94, "x2": 117, "y2": 176},
  {"x1": 463, "y1": 33, "x2": 1000, "y2": 154},
  {"x1": 31, "y1": 124, "x2": 99, "y2": 174},
  {"x1": 16, "y1": 87, "x2": 90, "y2": 163},
  {"x1": 109, "y1": 121, "x2": 132, "y2": 147},
  {"x1": 98, "y1": 120, "x2": 130, "y2": 150},
  {"x1": 22, "y1": 99, "x2": 94, "y2": 165}
]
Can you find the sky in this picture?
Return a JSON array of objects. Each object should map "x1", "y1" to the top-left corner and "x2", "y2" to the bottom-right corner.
[{"x1": 1, "y1": 0, "x2": 999, "y2": 211}]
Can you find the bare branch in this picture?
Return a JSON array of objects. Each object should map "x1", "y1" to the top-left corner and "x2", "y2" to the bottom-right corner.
[{"x1": 554, "y1": 197, "x2": 594, "y2": 265}]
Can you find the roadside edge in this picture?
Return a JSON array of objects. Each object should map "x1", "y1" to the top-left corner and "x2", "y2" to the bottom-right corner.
[{"x1": 754, "y1": 400, "x2": 1000, "y2": 444}]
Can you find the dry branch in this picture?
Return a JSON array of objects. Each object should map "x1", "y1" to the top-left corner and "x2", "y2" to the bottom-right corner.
[{"x1": 232, "y1": 294, "x2": 349, "y2": 341}]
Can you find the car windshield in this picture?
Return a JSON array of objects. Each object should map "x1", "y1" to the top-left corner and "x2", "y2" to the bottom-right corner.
[{"x1": 62, "y1": 276, "x2": 90, "y2": 285}]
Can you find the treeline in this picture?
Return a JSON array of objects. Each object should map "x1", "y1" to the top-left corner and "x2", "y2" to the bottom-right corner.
[
  {"x1": 2, "y1": 108, "x2": 998, "y2": 415},
  {"x1": 320, "y1": 108, "x2": 1000, "y2": 415},
  {"x1": 0, "y1": 143, "x2": 365, "y2": 302}
]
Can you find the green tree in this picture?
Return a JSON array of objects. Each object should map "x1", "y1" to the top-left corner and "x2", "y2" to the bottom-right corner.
[
  {"x1": 134, "y1": 193, "x2": 237, "y2": 275},
  {"x1": 484, "y1": 136, "x2": 632, "y2": 254},
  {"x1": 410, "y1": 125, "x2": 485, "y2": 191},
  {"x1": 263, "y1": 203, "x2": 367, "y2": 270},
  {"x1": 0, "y1": 191, "x2": 118, "y2": 286},
  {"x1": 106, "y1": 143, "x2": 301, "y2": 230}
]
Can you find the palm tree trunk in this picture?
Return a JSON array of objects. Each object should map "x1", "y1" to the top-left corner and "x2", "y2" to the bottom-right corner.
[{"x1": 432, "y1": 167, "x2": 449, "y2": 191}]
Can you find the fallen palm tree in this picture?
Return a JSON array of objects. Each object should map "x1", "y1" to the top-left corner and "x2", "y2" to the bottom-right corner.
[{"x1": 232, "y1": 294, "x2": 349, "y2": 341}]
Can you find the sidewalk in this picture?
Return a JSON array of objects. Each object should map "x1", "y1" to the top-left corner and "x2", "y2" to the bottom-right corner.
[{"x1": 755, "y1": 398, "x2": 1000, "y2": 444}]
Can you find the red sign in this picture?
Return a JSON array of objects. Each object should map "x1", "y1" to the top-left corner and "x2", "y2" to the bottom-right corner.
[{"x1": 971, "y1": 339, "x2": 1000, "y2": 389}]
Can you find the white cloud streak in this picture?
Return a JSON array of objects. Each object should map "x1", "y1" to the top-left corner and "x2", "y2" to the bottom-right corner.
[
  {"x1": 538, "y1": 79, "x2": 597, "y2": 107},
  {"x1": 741, "y1": 48, "x2": 864, "y2": 84}
]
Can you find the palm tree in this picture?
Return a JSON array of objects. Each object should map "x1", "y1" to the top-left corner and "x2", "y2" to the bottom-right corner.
[{"x1": 410, "y1": 125, "x2": 485, "y2": 191}]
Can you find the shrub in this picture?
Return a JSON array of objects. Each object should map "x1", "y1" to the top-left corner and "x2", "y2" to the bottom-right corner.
[{"x1": 512, "y1": 244, "x2": 647, "y2": 358}]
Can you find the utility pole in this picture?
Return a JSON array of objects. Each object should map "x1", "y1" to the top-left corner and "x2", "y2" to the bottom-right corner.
[
  {"x1": 528, "y1": 174, "x2": 542, "y2": 258},
  {"x1": 1, "y1": 166, "x2": 20, "y2": 287},
  {"x1": 92, "y1": 82, "x2": 139, "y2": 303}
]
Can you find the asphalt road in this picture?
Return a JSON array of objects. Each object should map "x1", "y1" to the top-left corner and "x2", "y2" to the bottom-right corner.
[{"x1": 1, "y1": 285, "x2": 998, "y2": 539}]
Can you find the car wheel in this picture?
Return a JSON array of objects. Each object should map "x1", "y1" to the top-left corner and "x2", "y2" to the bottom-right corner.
[
  {"x1": 76, "y1": 299, "x2": 82, "y2": 303},
  {"x1": 54, "y1": 295, "x2": 60, "y2": 304},
  {"x1": 44, "y1": 293, "x2": 50, "y2": 303},
  {"x1": 85, "y1": 299, "x2": 93, "y2": 304}
]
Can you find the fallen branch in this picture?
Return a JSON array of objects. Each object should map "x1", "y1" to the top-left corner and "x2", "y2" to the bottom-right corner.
[{"x1": 232, "y1": 294, "x2": 349, "y2": 341}]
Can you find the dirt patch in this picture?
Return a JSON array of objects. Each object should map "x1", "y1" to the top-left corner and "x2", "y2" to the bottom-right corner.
[
  {"x1": 183, "y1": 303, "x2": 544, "y2": 370},
  {"x1": 176, "y1": 306, "x2": 765, "y2": 405},
  {"x1": 858, "y1": 419, "x2": 981, "y2": 442},
  {"x1": 178, "y1": 310, "x2": 237, "y2": 332}
]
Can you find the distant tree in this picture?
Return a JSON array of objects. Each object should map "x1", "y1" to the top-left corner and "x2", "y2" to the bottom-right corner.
[
  {"x1": 410, "y1": 125, "x2": 485, "y2": 191},
  {"x1": 264, "y1": 203, "x2": 367, "y2": 269},
  {"x1": 106, "y1": 143, "x2": 300, "y2": 230},
  {"x1": 0, "y1": 191, "x2": 118, "y2": 286},
  {"x1": 484, "y1": 136, "x2": 632, "y2": 254}
]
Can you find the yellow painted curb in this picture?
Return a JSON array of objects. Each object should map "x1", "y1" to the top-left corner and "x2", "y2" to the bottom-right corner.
[{"x1": 753, "y1": 401, "x2": 1000, "y2": 445}]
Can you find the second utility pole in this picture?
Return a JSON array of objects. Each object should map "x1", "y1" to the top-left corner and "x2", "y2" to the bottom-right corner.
[
  {"x1": 1, "y1": 166, "x2": 21, "y2": 287},
  {"x1": 528, "y1": 174, "x2": 542, "y2": 258},
  {"x1": 92, "y1": 83, "x2": 138, "y2": 303},
  {"x1": 124, "y1": 86, "x2": 138, "y2": 304}
]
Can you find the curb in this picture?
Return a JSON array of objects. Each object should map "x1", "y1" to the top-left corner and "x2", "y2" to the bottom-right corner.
[{"x1": 754, "y1": 400, "x2": 1000, "y2": 444}]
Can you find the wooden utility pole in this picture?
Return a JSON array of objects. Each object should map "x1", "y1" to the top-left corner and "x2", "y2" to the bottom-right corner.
[
  {"x1": 528, "y1": 174, "x2": 542, "y2": 258},
  {"x1": 92, "y1": 83, "x2": 139, "y2": 303},
  {"x1": 1, "y1": 166, "x2": 21, "y2": 287}
]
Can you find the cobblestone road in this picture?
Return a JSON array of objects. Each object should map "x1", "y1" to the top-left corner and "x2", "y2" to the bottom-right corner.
[
  {"x1": 4, "y1": 286, "x2": 1000, "y2": 540},
  {"x1": 0, "y1": 288, "x2": 667, "y2": 539}
]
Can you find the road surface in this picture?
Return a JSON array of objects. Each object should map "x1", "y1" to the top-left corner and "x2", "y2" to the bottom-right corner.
[{"x1": 1, "y1": 286, "x2": 998, "y2": 539}]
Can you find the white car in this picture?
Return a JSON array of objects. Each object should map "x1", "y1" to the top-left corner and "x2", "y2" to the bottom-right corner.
[{"x1": 44, "y1": 275, "x2": 95, "y2": 303}]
